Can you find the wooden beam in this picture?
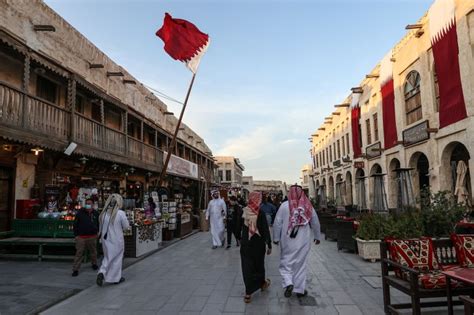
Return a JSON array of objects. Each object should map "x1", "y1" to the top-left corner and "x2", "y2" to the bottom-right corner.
[
  {"x1": 332, "y1": 112, "x2": 341, "y2": 116},
  {"x1": 107, "y1": 71, "x2": 124, "y2": 77},
  {"x1": 311, "y1": 134, "x2": 318, "y2": 137},
  {"x1": 89, "y1": 63, "x2": 104, "y2": 69},
  {"x1": 123, "y1": 79, "x2": 136, "y2": 84},
  {"x1": 366, "y1": 74, "x2": 379, "y2": 79},
  {"x1": 334, "y1": 103, "x2": 350, "y2": 108},
  {"x1": 33, "y1": 25, "x2": 56, "y2": 32},
  {"x1": 390, "y1": 58, "x2": 396, "y2": 62},
  {"x1": 415, "y1": 30, "x2": 425, "y2": 38},
  {"x1": 318, "y1": 127, "x2": 325, "y2": 131},
  {"x1": 351, "y1": 87, "x2": 363, "y2": 93},
  {"x1": 406, "y1": 24, "x2": 423, "y2": 30},
  {"x1": 324, "y1": 116, "x2": 332, "y2": 120}
]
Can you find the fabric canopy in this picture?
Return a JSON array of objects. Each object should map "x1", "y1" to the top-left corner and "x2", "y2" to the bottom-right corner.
[
  {"x1": 380, "y1": 50, "x2": 398, "y2": 149},
  {"x1": 351, "y1": 93, "x2": 362, "y2": 158}
]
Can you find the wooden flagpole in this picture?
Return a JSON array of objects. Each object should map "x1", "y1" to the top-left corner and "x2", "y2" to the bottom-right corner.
[{"x1": 158, "y1": 73, "x2": 197, "y2": 187}]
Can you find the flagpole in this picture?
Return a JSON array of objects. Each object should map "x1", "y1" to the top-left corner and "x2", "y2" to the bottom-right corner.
[{"x1": 158, "y1": 73, "x2": 197, "y2": 188}]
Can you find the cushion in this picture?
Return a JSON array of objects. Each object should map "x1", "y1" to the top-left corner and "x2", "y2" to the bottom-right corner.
[
  {"x1": 417, "y1": 270, "x2": 462, "y2": 289},
  {"x1": 386, "y1": 237, "x2": 440, "y2": 275},
  {"x1": 451, "y1": 234, "x2": 474, "y2": 268}
]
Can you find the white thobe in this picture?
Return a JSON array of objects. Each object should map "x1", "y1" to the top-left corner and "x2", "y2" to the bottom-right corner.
[
  {"x1": 99, "y1": 210, "x2": 130, "y2": 283},
  {"x1": 205, "y1": 198, "x2": 227, "y2": 247},
  {"x1": 273, "y1": 201, "x2": 321, "y2": 294}
]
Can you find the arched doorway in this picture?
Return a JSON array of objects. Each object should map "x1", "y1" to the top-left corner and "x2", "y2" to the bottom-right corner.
[
  {"x1": 370, "y1": 163, "x2": 388, "y2": 212},
  {"x1": 345, "y1": 171, "x2": 353, "y2": 207},
  {"x1": 355, "y1": 168, "x2": 367, "y2": 210},
  {"x1": 320, "y1": 178, "x2": 327, "y2": 208},
  {"x1": 335, "y1": 174, "x2": 344, "y2": 207},
  {"x1": 388, "y1": 158, "x2": 401, "y2": 209},
  {"x1": 441, "y1": 142, "x2": 472, "y2": 205},
  {"x1": 328, "y1": 176, "x2": 335, "y2": 201},
  {"x1": 409, "y1": 152, "x2": 430, "y2": 203}
]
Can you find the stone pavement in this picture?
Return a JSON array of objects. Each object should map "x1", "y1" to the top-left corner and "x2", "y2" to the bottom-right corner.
[{"x1": 38, "y1": 232, "x2": 464, "y2": 315}]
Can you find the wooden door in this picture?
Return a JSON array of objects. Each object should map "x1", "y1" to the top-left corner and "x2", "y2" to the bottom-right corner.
[{"x1": 0, "y1": 167, "x2": 13, "y2": 231}]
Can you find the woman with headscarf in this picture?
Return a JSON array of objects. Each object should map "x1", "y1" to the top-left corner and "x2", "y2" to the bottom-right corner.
[
  {"x1": 97, "y1": 194, "x2": 130, "y2": 286},
  {"x1": 240, "y1": 191, "x2": 272, "y2": 303},
  {"x1": 273, "y1": 185, "x2": 321, "y2": 298}
]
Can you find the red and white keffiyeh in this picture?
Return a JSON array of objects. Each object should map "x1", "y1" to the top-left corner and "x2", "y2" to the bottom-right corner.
[
  {"x1": 288, "y1": 186, "x2": 313, "y2": 235},
  {"x1": 242, "y1": 192, "x2": 262, "y2": 238},
  {"x1": 156, "y1": 13, "x2": 210, "y2": 73}
]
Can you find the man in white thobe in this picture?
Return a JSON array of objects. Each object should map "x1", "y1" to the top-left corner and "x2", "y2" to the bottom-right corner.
[
  {"x1": 273, "y1": 185, "x2": 321, "y2": 298},
  {"x1": 97, "y1": 194, "x2": 130, "y2": 286},
  {"x1": 206, "y1": 190, "x2": 227, "y2": 249}
]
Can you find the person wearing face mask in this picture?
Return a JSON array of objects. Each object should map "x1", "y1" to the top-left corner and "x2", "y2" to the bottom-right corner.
[
  {"x1": 226, "y1": 196, "x2": 242, "y2": 249},
  {"x1": 72, "y1": 198, "x2": 99, "y2": 277},
  {"x1": 205, "y1": 190, "x2": 227, "y2": 249}
]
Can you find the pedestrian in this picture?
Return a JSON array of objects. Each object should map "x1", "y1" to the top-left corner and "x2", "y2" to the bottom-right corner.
[
  {"x1": 145, "y1": 197, "x2": 156, "y2": 218},
  {"x1": 205, "y1": 190, "x2": 227, "y2": 249},
  {"x1": 96, "y1": 193, "x2": 130, "y2": 286},
  {"x1": 226, "y1": 196, "x2": 242, "y2": 249},
  {"x1": 240, "y1": 191, "x2": 272, "y2": 303},
  {"x1": 260, "y1": 195, "x2": 276, "y2": 227},
  {"x1": 72, "y1": 198, "x2": 99, "y2": 277},
  {"x1": 273, "y1": 185, "x2": 321, "y2": 298}
]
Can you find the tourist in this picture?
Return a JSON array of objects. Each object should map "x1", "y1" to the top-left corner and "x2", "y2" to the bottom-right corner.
[
  {"x1": 273, "y1": 185, "x2": 321, "y2": 298},
  {"x1": 72, "y1": 198, "x2": 99, "y2": 277},
  {"x1": 260, "y1": 195, "x2": 277, "y2": 226},
  {"x1": 97, "y1": 194, "x2": 130, "y2": 286},
  {"x1": 205, "y1": 190, "x2": 227, "y2": 249},
  {"x1": 240, "y1": 191, "x2": 272, "y2": 303},
  {"x1": 226, "y1": 196, "x2": 242, "y2": 249}
]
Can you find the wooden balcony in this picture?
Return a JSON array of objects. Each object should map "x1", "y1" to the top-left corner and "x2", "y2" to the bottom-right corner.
[{"x1": 0, "y1": 81, "x2": 163, "y2": 172}]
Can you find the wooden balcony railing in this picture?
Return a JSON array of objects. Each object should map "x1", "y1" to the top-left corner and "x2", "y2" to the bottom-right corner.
[
  {"x1": 74, "y1": 114, "x2": 103, "y2": 148},
  {"x1": 128, "y1": 137, "x2": 142, "y2": 160},
  {"x1": 0, "y1": 83, "x2": 23, "y2": 127}
]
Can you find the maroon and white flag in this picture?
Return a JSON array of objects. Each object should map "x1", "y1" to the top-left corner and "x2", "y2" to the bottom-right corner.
[
  {"x1": 380, "y1": 50, "x2": 398, "y2": 149},
  {"x1": 350, "y1": 92, "x2": 362, "y2": 158},
  {"x1": 429, "y1": 0, "x2": 467, "y2": 128},
  {"x1": 156, "y1": 13, "x2": 210, "y2": 73}
]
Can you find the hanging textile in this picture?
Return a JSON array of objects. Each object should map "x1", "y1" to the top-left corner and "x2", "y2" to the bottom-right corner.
[
  {"x1": 372, "y1": 174, "x2": 389, "y2": 212},
  {"x1": 429, "y1": 0, "x2": 467, "y2": 128},
  {"x1": 380, "y1": 50, "x2": 398, "y2": 149},
  {"x1": 319, "y1": 185, "x2": 327, "y2": 208},
  {"x1": 356, "y1": 177, "x2": 367, "y2": 211},
  {"x1": 454, "y1": 161, "x2": 471, "y2": 206},
  {"x1": 397, "y1": 169, "x2": 415, "y2": 209},
  {"x1": 351, "y1": 93, "x2": 362, "y2": 158},
  {"x1": 335, "y1": 182, "x2": 343, "y2": 207},
  {"x1": 341, "y1": 181, "x2": 348, "y2": 206}
]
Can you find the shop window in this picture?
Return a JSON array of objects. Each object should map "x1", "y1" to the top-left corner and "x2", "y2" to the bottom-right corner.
[
  {"x1": 404, "y1": 70, "x2": 422, "y2": 125},
  {"x1": 225, "y1": 170, "x2": 232, "y2": 181},
  {"x1": 218, "y1": 170, "x2": 223, "y2": 182},
  {"x1": 36, "y1": 75, "x2": 58, "y2": 104},
  {"x1": 373, "y1": 113, "x2": 379, "y2": 141},
  {"x1": 366, "y1": 119, "x2": 371, "y2": 145}
]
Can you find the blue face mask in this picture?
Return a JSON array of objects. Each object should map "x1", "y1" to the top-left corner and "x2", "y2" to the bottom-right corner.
[{"x1": 85, "y1": 204, "x2": 92, "y2": 210}]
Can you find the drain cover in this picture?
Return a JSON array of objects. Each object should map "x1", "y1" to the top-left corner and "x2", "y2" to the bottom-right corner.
[{"x1": 299, "y1": 295, "x2": 317, "y2": 306}]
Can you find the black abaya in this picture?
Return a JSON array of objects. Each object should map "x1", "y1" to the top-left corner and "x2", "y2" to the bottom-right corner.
[{"x1": 240, "y1": 210, "x2": 272, "y2": 295}]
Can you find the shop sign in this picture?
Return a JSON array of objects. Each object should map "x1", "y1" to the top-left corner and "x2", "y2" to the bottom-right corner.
[
  {"x1": 366, "y1": 142, "x2": 382, "y2": 159},
  {"x1": 164, "y1": 152, "x2": 198, "y2": 179},
  {"x1": 403, "y1": 120, "x2": 430, "y2": 147},
  {"x1": 333, "y1": 159, "x2": 342, "y2": 168},
  {"x1": 354, "y1": 161, "x2": 365, "y2": 169}
]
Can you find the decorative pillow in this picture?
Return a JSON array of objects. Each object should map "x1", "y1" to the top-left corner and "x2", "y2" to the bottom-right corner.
[
  {"x1": 417, "y1": 270, "x2": 462, "y2": 289},
  {"x1": 451, "y1": 234, "x2": 474, "y2": 267},
  {"x1": 386, "y1": 237, "x2": 440, "y2": 275}
]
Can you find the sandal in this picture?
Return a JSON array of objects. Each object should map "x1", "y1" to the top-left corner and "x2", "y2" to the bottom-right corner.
[
  {"x1": 244, "y1": 295, "x2": 251, "y2": 303},
  {"x1": 284, "y1": 285, "x2": 293, "y2": 298},
  {"x1": 261, "y1": 278, "x2": 271, "y2": 291}
]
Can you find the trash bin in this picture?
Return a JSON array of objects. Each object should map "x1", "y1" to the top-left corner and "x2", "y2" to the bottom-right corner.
[{"x1": 199, "y1": 209, "x2": 209, "y2": 232}]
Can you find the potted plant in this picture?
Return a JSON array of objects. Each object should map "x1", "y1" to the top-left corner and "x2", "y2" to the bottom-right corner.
[{"x1": 355, "y1": 212, "x2": 387, "y2": 262}]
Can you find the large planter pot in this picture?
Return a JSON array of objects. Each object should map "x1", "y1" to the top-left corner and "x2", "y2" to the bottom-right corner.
[{"x1": 356, "y1": 238, "x2": 381, "y2": 262}]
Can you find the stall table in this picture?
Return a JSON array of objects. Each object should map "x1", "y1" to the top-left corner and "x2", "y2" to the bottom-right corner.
[{"x1": 125, "y1": 221, "x2": 163, "y2": 258}]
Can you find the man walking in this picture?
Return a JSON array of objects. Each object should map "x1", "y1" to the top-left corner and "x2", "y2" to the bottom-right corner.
[
  {"x1": 226, "y1": 196, "x2": 242, "y2": 249},
  {"x1": 260, "y1": 195, "x2": 276, "y2": 226},
  {"x1": 206, "y1": 190, "x2": 227, "y2": 249},
  {"x1": 273, "y1": 185, "x2": 321, "y2": 298},
  {"x1": 72, "y1": 198, "x2": 99, "y2": 277}
]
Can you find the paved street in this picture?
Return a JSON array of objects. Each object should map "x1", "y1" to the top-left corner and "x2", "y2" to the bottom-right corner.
[{"x1": 36, "y1": 231, "x2": 462, "y2": 315}]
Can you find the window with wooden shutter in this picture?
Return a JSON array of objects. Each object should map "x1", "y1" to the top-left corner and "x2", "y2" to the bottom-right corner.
[{"x1": 404, "y1": 70, "x2": 422, "y2": 125}]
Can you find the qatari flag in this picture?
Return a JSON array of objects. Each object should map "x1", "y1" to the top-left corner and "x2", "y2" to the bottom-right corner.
[
  {"x1": 429, "y1": 0, "x2": 467, "y2": 128},
  {"x1": 350, "y1": 92, "x2": 362, "y2": 158},
  {"x1": 156, "y1": 13, "x2": 210, "y2": 73},
  {"x1": 380, "y1": 50, "x2": 398, "y2": 149}
]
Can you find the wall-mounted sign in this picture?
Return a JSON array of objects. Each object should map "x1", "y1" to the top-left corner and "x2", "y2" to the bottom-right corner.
[
  {"x1": 366, "y1": 141, "x2": 382, "y2": 159},
  {"x1": 354, "y1": 161, "x2": 365, "y2": 169},
  {"x1": 164, "y1": 152, "x2": 198, "y2": 179},
  {"x1": 333, "y1": 159, "x2": 342, "y2": 168},
  {"x1": 403, "y1": 120, "x2": 430, "y2": 147}
]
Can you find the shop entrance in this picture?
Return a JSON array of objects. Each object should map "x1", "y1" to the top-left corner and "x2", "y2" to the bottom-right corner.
[{"x1": 0, "y1": 166, "x2": 13, "y2": 232}]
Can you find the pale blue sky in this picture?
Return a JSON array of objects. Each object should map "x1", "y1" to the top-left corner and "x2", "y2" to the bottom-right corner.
[{"x1": 45, "y1": 0, "x2": 432, "y2": 184}]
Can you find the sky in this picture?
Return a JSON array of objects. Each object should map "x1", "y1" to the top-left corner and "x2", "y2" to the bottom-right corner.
[{"x1": 45, "y1": 0, "x2": 432, "y2": 185}]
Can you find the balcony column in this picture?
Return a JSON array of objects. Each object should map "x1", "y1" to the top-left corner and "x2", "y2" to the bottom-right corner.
[
  {"x1": 100, "y1": 99, "x2": 105, "y2": 149},
  {"x1": 154, "y1": 129, "x2": 159, "y2": 166},
  {"x1": 21, "y1": 53, "x2": 30, "y2": 128},
  {"x1": 67, "y1": 75, "x2": 76, "y2": 141},
  {"x1": 124, "y1": 111, "x2": 128, "y2": 155},
  {"x1": 140, "y1": 120, "x2": 144, "y2": 161}
]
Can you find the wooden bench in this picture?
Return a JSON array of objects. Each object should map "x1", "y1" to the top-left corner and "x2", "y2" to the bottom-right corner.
[
  {"x1": 0, "y1": 219, "x2": 76, "y2": 261},
  {"x1": 381, "y1": 239, "x2": 474, "y2": 315}
]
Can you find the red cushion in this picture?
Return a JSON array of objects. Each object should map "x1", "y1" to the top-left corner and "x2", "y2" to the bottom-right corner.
[
  {"x1": 451, "y1": 234, "x2": 474, "y2": 268},
  {"x1": 386, "y1": 237, "x2": 440, "y2": 275},
  {"x1": 418, "y1": 270, "x2": 462, "y2": 289}
]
